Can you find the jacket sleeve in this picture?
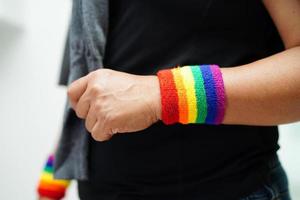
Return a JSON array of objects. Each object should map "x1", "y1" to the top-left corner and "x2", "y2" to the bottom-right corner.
[{"x1": 58, "y1": 32, "x2": 70, "y2": 86}]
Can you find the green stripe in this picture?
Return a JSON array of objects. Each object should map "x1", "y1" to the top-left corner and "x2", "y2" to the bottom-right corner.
[
  {"x1": 44, "y1": 166, "x2": 53, "y2": 173},
  {"x1": 190, "y1": 65, "x2": 207, "y2": 123}
]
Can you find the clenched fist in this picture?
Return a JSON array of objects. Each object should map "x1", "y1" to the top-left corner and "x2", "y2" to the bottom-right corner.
[{"x1": 68, "y1": 68, "x2": 161, "y2": 141}]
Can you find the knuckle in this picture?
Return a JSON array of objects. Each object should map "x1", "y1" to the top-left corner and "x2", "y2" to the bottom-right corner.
[
  {"x1": 76, "y1": 109, "x2": 86, "y2": 119},
  {"x1": 89, "y1": 69, "x2": 108, "y2": 79},
  {"x1": 91, "y1": 131, "x2": 101, "y2": 141},
  {"x1": 75, "y1": 109, "x2": 81, "y2": 118},
  {"x1": 67, "y1": 86, "x2": 73, "y2": 98},
  {"x1": 98, "y1": 68, "x2": 111, "y2": 75},
  {"x1": 89, "y1": 70, "x2": 98, "y2": 78},
  {"x1": 94, "y1": 101, "x2": 103, "y2": 113},
  {"x1": 75, "y1": 110, "x2": 83, "y2": 118},
  {"x1": 90, "y1": 85, "x2": 102, "y2": 95}
]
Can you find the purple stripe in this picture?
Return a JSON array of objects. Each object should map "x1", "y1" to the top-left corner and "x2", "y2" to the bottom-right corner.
[
  {"x1": 200, "y1": 65, "x2": 218, "y2": 124},
  {"x1": 46, "y1": 155, "x2": 54, "y2": 167},
  {"x1": 210, "y1": 65, "x2": 226, "y2": 124}
]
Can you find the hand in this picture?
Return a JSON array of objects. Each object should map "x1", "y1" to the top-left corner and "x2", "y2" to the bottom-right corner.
[{"x1": 68, "y1": 68, "x2": 161, "y2": 141}]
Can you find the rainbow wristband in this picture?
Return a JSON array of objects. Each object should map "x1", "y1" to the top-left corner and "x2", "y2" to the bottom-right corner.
[
  {"x1": 157, "y1": 65, "x2": 226, "y2": 125},
  {"x1": 37, "y1": 155, "x2": 70, "y2": 199}
]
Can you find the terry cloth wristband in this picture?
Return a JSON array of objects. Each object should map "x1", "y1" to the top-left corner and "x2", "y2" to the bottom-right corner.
[
  {"x1": 37, "y1": 155, "x2": 70, "y2": 199},
  {"x1": 157, "y1": 65, "x2": 226, "y2": 125}
]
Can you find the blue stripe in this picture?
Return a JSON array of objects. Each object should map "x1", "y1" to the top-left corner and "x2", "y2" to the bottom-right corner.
[
  {"x1": 46, "y1": 160, "x2": 53, "y2": 168},
  {"x1": 200, "y1": 65, "x2": 217, "y2": 124}
]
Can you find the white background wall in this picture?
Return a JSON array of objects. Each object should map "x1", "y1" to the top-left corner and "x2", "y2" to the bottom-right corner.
[
  {"x1": 0, "y1": 0, "x2": 299, "y2": 199},
  {"x1": 0, "y1": 0, "x2": 77, "y2": 199}
]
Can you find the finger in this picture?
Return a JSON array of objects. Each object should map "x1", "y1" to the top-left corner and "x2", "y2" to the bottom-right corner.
[
  {"x1": 67, "y1": 75, "x2": 89, "y2": 109},
  {"x1": 91, "y1": 120, "x2": 112, "y2": 142},
  {"x1": 85, "y1": 107, "x2": 97, "y2": 132},
  {"x1": 75, "y1": 91, "x2": 90, "y2": 119}
]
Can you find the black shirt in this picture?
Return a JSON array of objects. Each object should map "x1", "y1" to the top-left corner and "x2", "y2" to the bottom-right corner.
[{"x1": 80, "y1": 1, "x2": 283, "y2": 199}]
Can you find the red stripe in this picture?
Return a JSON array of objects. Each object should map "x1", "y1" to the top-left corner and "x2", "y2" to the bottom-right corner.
[
  {"x1": 157, "y1": 69, "x2": 179, "y2": 124},
  {"x1": 38, "y1": 188, "x2": 65, "y2": 199}
]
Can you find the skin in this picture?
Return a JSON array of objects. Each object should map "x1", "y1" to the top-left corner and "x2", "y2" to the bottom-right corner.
[
  {"x1": 65, "y1": 0, "x2": 300, "y2": 143},
  {"x1": 68, "y1": 69, "x2": 161, "y2": 141},
  {"x1": 223, "y1": 0, "x2": 300, "y2": 125}
]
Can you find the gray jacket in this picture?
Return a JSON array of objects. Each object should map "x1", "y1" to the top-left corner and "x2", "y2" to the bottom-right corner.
[{"x1": 54, "y1": 0, "x2": 109, "y2": 180}]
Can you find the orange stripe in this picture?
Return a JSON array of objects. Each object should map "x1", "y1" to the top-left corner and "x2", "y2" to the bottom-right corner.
[
  {"x1": 39, "y1": 180, "x2": 68, "y2": 189},
  {"x1": 171, "y1": 67, "x2": 189, "y2": 124}
]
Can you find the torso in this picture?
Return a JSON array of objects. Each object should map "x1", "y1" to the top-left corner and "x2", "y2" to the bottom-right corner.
[{"x1": 80, "y1": 1, "x2": 283, "y2": 199}]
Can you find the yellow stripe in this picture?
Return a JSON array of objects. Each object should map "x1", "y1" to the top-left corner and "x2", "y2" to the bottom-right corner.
[
  {"x1": 180, "y1": 66, "x2": 197, "y2": 123},
  {"x1": 171, "y1": 67, "x2": 189, "y2": 124},
  {"x1": 40, "y1": 172, "x2": 70, "y2": 187}
]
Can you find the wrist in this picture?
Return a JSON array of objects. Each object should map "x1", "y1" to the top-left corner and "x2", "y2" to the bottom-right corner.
[
  {"x1": 143, "y1": 75, "x2": 162, "y2": 121},
  {"x1": 152, "y1": 75, "x2": 162, "y2": 121}
]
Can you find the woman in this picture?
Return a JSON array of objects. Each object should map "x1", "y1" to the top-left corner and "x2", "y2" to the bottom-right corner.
[{"x1": 37, "y1": 0, "x2": 300, "y2": 199}]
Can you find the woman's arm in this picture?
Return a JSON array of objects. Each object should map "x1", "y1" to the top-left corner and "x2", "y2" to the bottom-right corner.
[
  {"x1": 263, "y1": 0, "x2": 300, "y2": 49},
  {"x1": 222, "y1": 0, "x2": 300, "y2": 125},
  {"x1": 67, "y1": 0, "x2": 300, "y2": 141},
  {"x1": 222, "y1": 47, "x2": 300, "y2": 125}
]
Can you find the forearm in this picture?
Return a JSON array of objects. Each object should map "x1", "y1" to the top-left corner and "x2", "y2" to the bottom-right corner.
[{"x1": 222, "y1": 46, "x2": 300, "y2": 125}]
